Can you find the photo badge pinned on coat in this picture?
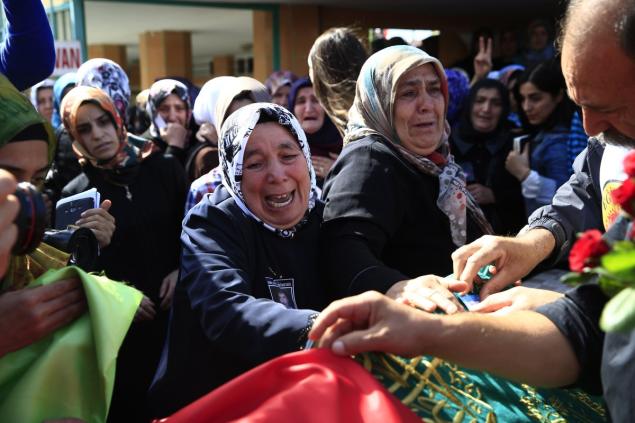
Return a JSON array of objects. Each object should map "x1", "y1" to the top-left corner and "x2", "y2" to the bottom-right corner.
[{"x1": 266, "y1": 277, "x2": 297, "y2": 309}]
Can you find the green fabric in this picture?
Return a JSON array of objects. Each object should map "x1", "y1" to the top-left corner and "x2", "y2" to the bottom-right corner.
[
  {"x1": 358, "y1": 353, "x2": 607, "y2": 422},
  {"x1": 0, "y1": 266, "x2": 142, "y2": 423},
  {"x1": 0, "y1": 73, "x2": 56, "y2": 162}
]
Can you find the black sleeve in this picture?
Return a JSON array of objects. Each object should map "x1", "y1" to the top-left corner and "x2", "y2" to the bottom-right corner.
[
  {"x1": 167, "y1": 155, "x2": 188, "y2": 218},
  {"x1": 528, "y1": 140, "x2": 604, "y2": 266},
  {"x1": 535, "y1": 283, "x2": 607, "y2": 394},
  {"x1": 165, "y1": 145, "x2": 187, "y2": 166},
  {"x1": 321, "y1": 219, "x2": 408, "y2": 299},
  {"x1": 322, "y1": 142, "x2": 408, "y2": 298},
  {"x1": 180, "y1": 202, "x2": 317, "y2": 365}
]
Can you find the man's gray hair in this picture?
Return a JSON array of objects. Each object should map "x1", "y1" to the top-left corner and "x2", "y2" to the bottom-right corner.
[{"x1": 558, "y1": 0, "x2": 635, "y2": 59}]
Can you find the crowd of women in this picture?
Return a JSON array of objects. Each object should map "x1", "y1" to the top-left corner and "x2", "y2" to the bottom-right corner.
[{"x1": 15, "y1": 21, "x2": 591, "y2": 422}]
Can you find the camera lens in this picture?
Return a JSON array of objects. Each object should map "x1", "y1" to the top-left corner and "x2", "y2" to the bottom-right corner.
[{"x1": 12, "y1": 182, "x2": 47, "y2": 255}]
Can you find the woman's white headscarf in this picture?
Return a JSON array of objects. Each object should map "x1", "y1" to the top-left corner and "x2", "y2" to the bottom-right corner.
[{"x1": 192, "y1": 76, "x2": 236, "y2": 127}]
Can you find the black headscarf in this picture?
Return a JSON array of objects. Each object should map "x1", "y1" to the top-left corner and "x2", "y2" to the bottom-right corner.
[
  {"x1": 457, "y1": 78, "x2": 510, "y2": 143},
  {"x1": 288, "y1": 77, "x2": 342, "y2": 157}
]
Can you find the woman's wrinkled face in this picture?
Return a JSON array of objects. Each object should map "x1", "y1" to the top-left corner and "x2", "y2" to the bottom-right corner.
[
  {"x1": 157, "y1": 93, "x2": 188, "y2": 126},
  {"x1": 75, "y1": 103, "x2": 121, "y2": 160},
  {"x1": 470, "y1": 87, "x2": 503, "y2": 133},
  {"x1": 519, "y1": 82, "x2": 562, "y2": 126},
  {"x1": 293, "y1": 86, "x2": 325, "y2": 135},
  {"x1": 241, "y1": 121, "x2": 310, "y2": 229},
  {"x1": 36, "y1": 87, "x2": 54, "y2": 122},
  {"x1": 393, "y1": 64, "x2": 446, "y2": 156}
]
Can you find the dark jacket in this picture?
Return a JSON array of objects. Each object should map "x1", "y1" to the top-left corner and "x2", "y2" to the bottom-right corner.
[
  {"x1": 529, "y1": 138, "x2": 634, "y2": 421},
  {"x1": 149, "y1": 186, "x2": 326, "y2": 417},
  {"x1": 321, "y1": 136, "x2": 485, "y2": 299},
  {"x1": 450, "y1": 129, "x2": 526, "y2": 235},
  {"x1": 62, "y1": 152, "x2": 187, "y2": 423}
]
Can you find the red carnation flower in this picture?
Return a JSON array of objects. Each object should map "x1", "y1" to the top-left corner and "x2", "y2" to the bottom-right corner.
[
  {"x1": 569, "y1": 229, "x2": 611, "y2": 272},
  {"x1": 611, "y1": 178, "x2": 635, "y2": 216},
  {"x1": 624, "y1": 151, "x2": 635, "y2": 177}
]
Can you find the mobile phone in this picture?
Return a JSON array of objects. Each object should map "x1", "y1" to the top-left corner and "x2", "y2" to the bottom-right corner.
[
  {"x1": 513, "y1": 135, "x2": 530, "y2": 153},
  {"x1": 55, "y1": 188, "x2": 100, "y2": 230}
]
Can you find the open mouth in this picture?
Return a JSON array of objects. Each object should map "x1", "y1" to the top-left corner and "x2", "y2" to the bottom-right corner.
[
  {"x1": 414, "y1": 122, "x2": 436, "y2": 130},
  {"x1": 265, "y1": 191, "x2": 294, "y2": 208}
]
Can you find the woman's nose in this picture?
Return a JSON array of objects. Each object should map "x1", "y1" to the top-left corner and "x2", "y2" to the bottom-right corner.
[{"x1": 266, "y1": 161, "x2": 287, "y2": 182}]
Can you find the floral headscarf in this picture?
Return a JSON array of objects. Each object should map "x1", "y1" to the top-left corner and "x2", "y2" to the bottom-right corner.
[
  {"x1": 77, "y1": 58, "x2": 130, "y2": 121},
  {"x1": 146, "y1": 78, "x2": 191, "y2": 138},
  {"x1": 346, "y1": 45, "x2": 492, "y2": 246},
  {"x1": 264, "y1": 70, "x2": 297, "y2": 97},
  {"x1": 193, "y1": 76, "x2": 235, "y2": 127},
  {"x1": 52, "y1": 72, "x2": 77, "y2": 130},
  {"x1": 219, "y1": 102, "x2": 318, "y2": 239},
  {"x1": 61, "y1": 86, "x2": 155, "y2": 172}
]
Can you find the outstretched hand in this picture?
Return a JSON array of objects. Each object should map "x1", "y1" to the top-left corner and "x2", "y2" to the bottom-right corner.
[
  {"x1": 309, "y1": 291, "x2": 436, "y2": 357},
  {"x1": 451, "y1": 230, "x2": 555, "y2": 298},
  {"x1": 386, "y1": 275, "x2": 467, "y2": 314}
]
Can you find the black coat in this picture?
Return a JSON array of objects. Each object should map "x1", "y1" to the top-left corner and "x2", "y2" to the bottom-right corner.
[
  {"x1": 321, "y1": 136, "x2": 484, "y2": 299},
  {"x1": 449, "y1": 129, "x2": 526, "y2": 235},
  {"x1": 149, "y1": 186, "x2": 326, "y2": 417},
  {"x1": 62, "y1": 152, "x2": 187, "y2": 422}
]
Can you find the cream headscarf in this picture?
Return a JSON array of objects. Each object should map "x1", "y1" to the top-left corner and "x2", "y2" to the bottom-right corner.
[
  {"x1": 345, "y1": 45, "x2": 492, "y2": 246},
  {"x1": 213, "y1": 77, "x2": 271, "y2": 138}
]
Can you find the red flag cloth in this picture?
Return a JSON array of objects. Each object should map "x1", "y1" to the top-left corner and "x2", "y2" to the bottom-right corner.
[{"x1": 154, "y1": 348, "x2": 420, "y2": 423}]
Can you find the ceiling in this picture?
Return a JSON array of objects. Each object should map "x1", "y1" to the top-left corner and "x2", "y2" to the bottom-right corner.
[
  {"x1": 84, "y1": 0, "x2": 563, "y2": 78},
  {"x1": 84, "y1": 2, "x2": 254, "y2": 75}
]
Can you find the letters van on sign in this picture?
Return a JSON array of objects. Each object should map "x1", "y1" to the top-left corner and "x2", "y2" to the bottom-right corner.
[{"x1": 54, "y1": 41, "x2": 82, "y2": 76}]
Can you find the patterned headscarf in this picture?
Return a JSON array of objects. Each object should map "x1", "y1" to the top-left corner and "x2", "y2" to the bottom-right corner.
[
  {"x1": 61, "y1": 86, "x2": 155, "y2": 171},
  {"x1": 52, "y1": 72, "x2": 77, "y2": 130},
  {"x1": 264, "y1": 70, "x2": 298, "y2": 96},
  {"x1": 346, "y1": 45, "x2": 492, "y2": 246},
  {"x1": 213, "y1": 76, "x2": 271, "y2": 138},
  {"x1": 193, "y1": 76, "x2": 235, "y2": 127},
  {"x1": 146, "y1": 78, "x2": 191, "y2": 138},
  {"x1": 29, "y1": 78, "x2": 55, "y2": 109},
  {"x1": 77, "y1": 58, "x2": 130, "y2": 122},
  {"x1": 219, "y1": 103, "x2": 318, "y2": 239}
]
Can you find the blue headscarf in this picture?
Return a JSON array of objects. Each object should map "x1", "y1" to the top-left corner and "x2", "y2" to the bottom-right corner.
[{"x1": 52, "y1": 72, "x2": 77, "y2": 130}]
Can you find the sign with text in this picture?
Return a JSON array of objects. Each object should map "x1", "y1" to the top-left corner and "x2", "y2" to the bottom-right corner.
[{"x1": 53, "y1": 41, "x2": 82, "y2": 76}]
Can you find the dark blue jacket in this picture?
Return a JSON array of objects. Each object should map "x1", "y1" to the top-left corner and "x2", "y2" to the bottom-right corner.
[
  {"x1": 529, "y1": 138, "x2": 635, "y2": 421},
  {"x1": 1, "y1": 0, "x2": 55, "y2": 90},
  {"x1": 149, "y1": 186, "x2": 326, "y2": 417}
]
